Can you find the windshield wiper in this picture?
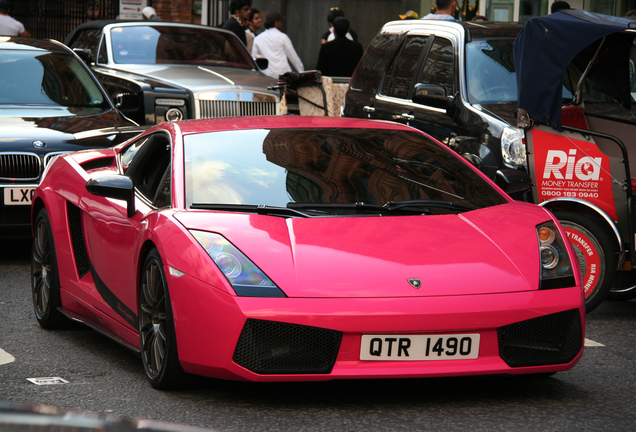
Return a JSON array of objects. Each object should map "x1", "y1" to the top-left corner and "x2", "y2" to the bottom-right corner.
[
  {"x1": 190, "y1": 203, "x2": 314, "y2": 218},
  {"x1": 383, "y1": 199, "x2": 473, "y2": 212},
  {"x1": 288, "y1": 200, "x2": 473, "y2": 214}
]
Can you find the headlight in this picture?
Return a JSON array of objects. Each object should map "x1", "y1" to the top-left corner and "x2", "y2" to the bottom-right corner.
[
  {"x1": 190, "y1": 230, "x2": 286, "y2": 298},
  {"x1": 501, "y1": 126, "x2": 526, "y2": 167},
  {"x1": 537, "y1": 222, "x2": 576, "y2": 290},
  {"x1": 165, "y1": 108, "x2": 183, "y2": 122}
]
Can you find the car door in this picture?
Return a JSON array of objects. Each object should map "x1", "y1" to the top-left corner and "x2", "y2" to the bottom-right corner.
[
  {"x1": 406, "y1": 35, "x2": 468, "y2": 144},
  {"x1": 81, "y1": 133, "x2": 172, "y2": 330}
]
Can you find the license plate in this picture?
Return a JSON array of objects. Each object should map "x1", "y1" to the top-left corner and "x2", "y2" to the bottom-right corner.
[
  {"x1": 3, "y1": 188, "x2": 35, "y2": 205},
  {"x1": 360, "y1": 334, "x2": 480, "y2": 361}
]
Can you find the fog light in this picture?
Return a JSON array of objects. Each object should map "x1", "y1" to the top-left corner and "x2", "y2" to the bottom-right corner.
[{"x1": 165, "y1": 108, "x2": 183, "y2": 122}]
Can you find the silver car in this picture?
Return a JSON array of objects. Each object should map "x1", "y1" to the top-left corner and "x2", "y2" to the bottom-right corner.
[{"x1": 65, "y1": 20, "x2": 281, "y2": 125}]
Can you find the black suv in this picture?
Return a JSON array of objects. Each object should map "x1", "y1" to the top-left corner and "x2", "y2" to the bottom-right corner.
[{"x1": 343, "y1": 20, "x2": 530, "y2": 196}]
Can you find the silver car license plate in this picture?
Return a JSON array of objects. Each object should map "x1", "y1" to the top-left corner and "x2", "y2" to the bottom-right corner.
[{"x1": 360, "y1": 334, "x2": 480, "y2": 361}]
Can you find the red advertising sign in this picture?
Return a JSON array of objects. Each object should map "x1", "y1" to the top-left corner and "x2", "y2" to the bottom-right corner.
[{"x1": 532, "y1": 128, "x2": 617, "y2": 220}]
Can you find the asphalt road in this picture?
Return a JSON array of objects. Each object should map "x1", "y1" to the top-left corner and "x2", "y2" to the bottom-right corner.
[{"x1": 1, "y1": 239, "x2": 635, "y2": 432}]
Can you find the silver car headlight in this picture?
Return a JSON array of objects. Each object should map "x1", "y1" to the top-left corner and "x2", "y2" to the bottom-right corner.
[
  {"x1": 537, "y1": 221, "x2": 576, "y2": 290},
  {"x1": 190, "y1": 230, "x2": 286, "y2": 298},
  {"x1": 501, "y1": 126, "x2": 526, "y2": 167}
]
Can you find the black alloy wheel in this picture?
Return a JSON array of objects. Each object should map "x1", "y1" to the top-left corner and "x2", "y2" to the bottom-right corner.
[
  {"x1": 139, "y1": 249, "x2": 187, "y2": 389},
  {"x1": 32, "y1": 208, "x2": 67, "y2": 329}
]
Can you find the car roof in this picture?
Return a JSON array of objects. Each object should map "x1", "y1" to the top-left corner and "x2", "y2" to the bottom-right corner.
[
  {"x1": 167, "y1": 116, "x2": 423, "y2": 136},
  {"x1": 64, "y1": 20, "x2": 235, "y2": 46},
  {"x1": 0, "y1": 37, "x2": 73, "y2": 54},
  {"x1": 381, "y1": 19, "x2": 524, "y2": 40}
]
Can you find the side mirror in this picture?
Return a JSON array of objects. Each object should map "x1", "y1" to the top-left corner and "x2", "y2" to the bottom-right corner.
[
  {"x1": 255, "y1": 57, "x2": 269, "y2": 70},
  {"x1": 412, "y1": 83, "x2": 452, "y2": 111},
  {"x1": 73, "y1": 48, "x2": 93, "y2": 63},
  {"x1": 86, "y1": 175, "x2": 136, "y2": 217},
  {"x1": 114, "y1": 93, "x2": 140, "y2": 111}
]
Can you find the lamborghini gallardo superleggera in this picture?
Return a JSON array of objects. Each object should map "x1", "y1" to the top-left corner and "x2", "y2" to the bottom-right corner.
[{"x1": 31, "y1": 116, "x2": 584, "y2": 389}]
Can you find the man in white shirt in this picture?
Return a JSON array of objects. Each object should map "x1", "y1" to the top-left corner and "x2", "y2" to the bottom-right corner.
[
  {"x1": 252, "y1": 11, "x2": 304, "y2": 79},
  {"x1": 0, "y1": 0, "x2": 30, "y2": 37}
]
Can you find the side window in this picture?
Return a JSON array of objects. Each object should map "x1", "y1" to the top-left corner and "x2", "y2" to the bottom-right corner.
[
  {"x1": 69, "y1": 29, "x2": 102, "y2": 60},
  {"x1": 122, "y1": 134, "x2": 172, "y2": 208},
  {"x1": 417, "y1": 37, "x2": 455, "y2": 97},
  {"x1": 349, "y1": 32, "x2": 406, "y2": 93},
  {"x1": 120, "y1": 137, "x2": 148, "y2": 172},
  {"x1": 97, "y1": 37, "x2": 108, "y2": 64},
  {"x1": 381, "y1": 36, "x2": 429, "y2": 99}
]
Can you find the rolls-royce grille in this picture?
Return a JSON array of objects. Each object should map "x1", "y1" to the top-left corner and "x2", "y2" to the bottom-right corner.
[
  {"x1": 0, "y1": 153, "x2": 41, "y2": 181},
  {"x1": 233, "y1": 319, "x2": 342, "y2": 374},
  {"x1": 199, "y1": 100, "x2": 277, "y2": 118},
  {"x1": 498, "y1": 309, "x2": 582, "y2": 367}
]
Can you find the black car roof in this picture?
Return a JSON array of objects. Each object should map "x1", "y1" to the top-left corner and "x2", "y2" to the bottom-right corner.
[{"x1": 64, "y1": 20, "x2": 233, "y2": 46}]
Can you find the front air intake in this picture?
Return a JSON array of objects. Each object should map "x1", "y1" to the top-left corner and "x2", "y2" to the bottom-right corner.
[
  {"x1": 233, "y1": 319, "x2": 342, "y2": 374},
  {"x1": 498, "y1": 309, "x2": 582, "y2": 367}
]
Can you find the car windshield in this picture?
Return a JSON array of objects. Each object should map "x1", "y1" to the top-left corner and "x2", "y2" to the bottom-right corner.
[
  {"x1": 465, "y1": 38, "x2": 518, "y2": 104},
  {"x1": 109, "y1": 25, "x2": 255, "y2": 68},
  {"x1": 184, "y1": 128, "x2": 508, "y2": 214},
  {"x1": 0, "y1": 49, "x2": 106, "y2": 110}
]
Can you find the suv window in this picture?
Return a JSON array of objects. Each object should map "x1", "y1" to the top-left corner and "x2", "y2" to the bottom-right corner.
[
  {"x1": 418, "y1": 37, "x2": 455, "y2": 97},
  {"x1": 349, "y1": 32, "x2": 406, "y2": 93},
  {"x1": 381, "y1": 36, "x2": 429, "y2": 99}
]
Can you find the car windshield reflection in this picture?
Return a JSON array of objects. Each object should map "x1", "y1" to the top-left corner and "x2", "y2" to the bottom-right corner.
[
  {"x1": 184, "y1": 128, "x2": 508, "y2": 213},
  {"x1": 110, "y1": 25, "x2": 255, "y2": 69},
  {"x1": 0, "y1": 50, "x2": 106, "y2": 110}
]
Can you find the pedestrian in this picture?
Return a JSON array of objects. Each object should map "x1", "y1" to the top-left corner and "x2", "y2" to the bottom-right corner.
[
  {"x1": 550, "y1": 1, "x2": 570, "y2": 13},
  {"x1": 421, "y1": 0, "x2": 459, "y2": 21},
  {"x1": 320, "y1": 7, "x2": 358, "y2": 44},
  {"x1": 245, "y1": 7, "x2": 261, "y2": 54},
  {"x1": 222, "y1": 0, "x2": 251, "y2": 47},
  {"x1": 142, "y1": 6, "x2": 161, "y2": 21},
  {"x1": 0, "y1": 0, "x2": 30, "y2": 37},
  {"x1": 316, "y1": 17, "x2": 363, "y2": 77},
  {"x1": 252, "y1": 11, "x2": 304, "y2": 79},
  {"x1": 399, "y1": 10, "x2": 420, "y2": 19}
]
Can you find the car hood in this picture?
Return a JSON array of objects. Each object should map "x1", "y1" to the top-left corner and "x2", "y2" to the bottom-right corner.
[
  {"x1": 175, "y1": 202, "x2": 552, "y2": 298},
  {"x1": 108, "y1": 64, "x2": 278, "y2": 95},
  {"x1": 0, "y1": 108, "x2": 141, "y2": 152}
]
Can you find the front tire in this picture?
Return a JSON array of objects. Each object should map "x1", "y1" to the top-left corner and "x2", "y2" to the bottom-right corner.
[
  {"x1": 32, "y1": 208, "x2": 67, "y2": 329},
  {"x1": 139, "y1": 249, "x2": 186, "y2": 389},
  {"x1": 553, "y1": 211, "x2": 615, "y2": 313}
]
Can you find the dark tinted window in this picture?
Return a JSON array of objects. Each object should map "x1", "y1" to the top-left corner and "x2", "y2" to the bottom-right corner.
[
  {"x1": 382, "y1": 36, "x2": 428, "y2": 99},
  {"x1": 184, "y1": 128, "x2": 507, "y2": 212},
  {"x1": 418, "y1": 37, "x2": 455, "y2": 97},
  {"x1": 350, "y1": 32, "x2": 406, "y2": 93}
]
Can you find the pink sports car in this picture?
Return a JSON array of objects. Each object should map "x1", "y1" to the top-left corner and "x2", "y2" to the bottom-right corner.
[{"x1": 31, "y1": 116, "x2": 584, "y2": 389}]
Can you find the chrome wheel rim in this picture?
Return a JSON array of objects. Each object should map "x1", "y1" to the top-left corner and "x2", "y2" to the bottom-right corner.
[
  {"x1": 32, "y1": 219, "x2": 52, "y2": 319},
  {"x1": 140, "y1": 259, "x2": 167, "y2": 380}
]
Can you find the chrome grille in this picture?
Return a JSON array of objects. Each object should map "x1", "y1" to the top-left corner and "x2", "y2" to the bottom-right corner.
[
  {"x1": 0, "y1": 153, "x2": 41, "y2": 181},
  {"x1": 199, "y1": 100, "x2": 277, "y2": 118}
]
